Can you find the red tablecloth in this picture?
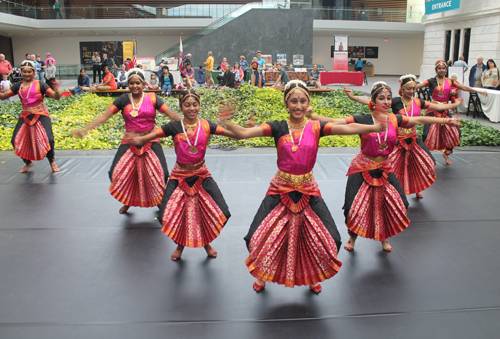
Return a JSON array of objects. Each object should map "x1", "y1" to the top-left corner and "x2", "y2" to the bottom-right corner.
[{"x1": 320, "y1": 71, "x2": 364, "y2": 86}]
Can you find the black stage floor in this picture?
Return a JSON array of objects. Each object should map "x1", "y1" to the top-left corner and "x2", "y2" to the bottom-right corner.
[{"x1": 1, "y1": 148, "x2": 500, "y2": 339}]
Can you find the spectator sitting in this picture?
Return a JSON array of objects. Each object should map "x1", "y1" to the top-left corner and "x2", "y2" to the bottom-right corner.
[
  {"x1": 232, "y1": 62, "x2": 243, "y2": 87},
  {"x1": 95, "y1": 66, "x2": 117, "y2": 91},
  {"x1": 116, "y1": 65, "x2": 128, "y2": 89},
  {"x1": 272, "y1": 63, "x2": 289, "y2": 89},
  {"x1": 197, "y1": 66, "x2": 205, "y2": 87},
  {"x1": 148, "y1": 73, "x2": 159, "y2": 90},
  {"x1": 159, "y1": 65, "x2": 174, "y2": 96},
  {"x1": 250, "y1": 61, "x2": 262, "y2": 88},
  {"x1": 182, "y1": 63, "x2": 195, "y2": 89},
  {"x1": 309, "y1": 64, "x2": 321, "y2": 88},
  {"x1": 218, "y1": 64, "x2": 235, "y2": 89},
  {"x1": 74, "y1": 69, "x2": 90, "y2": 94}
]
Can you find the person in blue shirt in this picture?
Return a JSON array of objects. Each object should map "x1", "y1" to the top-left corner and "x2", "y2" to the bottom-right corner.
[
  {"x1": 256, "y1": 50, "x2": 266, "y2": 85},
  {"x1": 159, "y1": 66, "x2": 174, "y2": 96},
  {"x1": 309, "y1": 64, "x2": 321, "y2": 88},
  {"x1": 31, "y1": 54, "x2": 41, "y2": 80},
  {"x1": 355, "y1": 56, "x2": 363, "y2": 71},
  {"x1": 197, "y1": 66, "x2": 205, "y2": 86}
]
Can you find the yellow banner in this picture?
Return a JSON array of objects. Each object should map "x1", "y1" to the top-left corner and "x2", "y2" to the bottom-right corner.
[{"x1": 123, "y1": 41, "x2": 135, "y2": 61}]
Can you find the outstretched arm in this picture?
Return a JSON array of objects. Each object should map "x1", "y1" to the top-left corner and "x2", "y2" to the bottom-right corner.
[
  {"x1": 72, "y1": 109, "x2": 114, "y2": 137},
  {"x1": 427, "y1": 98, "x2": 463, "y2": 111},
  {"x1": 305, "y1": 107, "x2": 347, "y2": 125},
  {"x1": 159, "y1": 106, "x2": 182, "y2": 121},
  {"x1": 219, "y1": 121, "x2": 264, "y2": 139},
  {"x1": 415, "y1": 82, "x2": 427, "y2": 90},
  {"x1": 405, "y1": 116, "x2": 462, "y2": 128},
  {"x1": 343, "y1": 87, "x2": 370, "y2": 105},
  {"x1": 130, "y1": 130, "x2": 160, "y2": 146},
  {"x1": 454, "y1": 82, "x2": 488, "y2": 96},
  {"x1": 327, "y1": 122, "x2": 386, "y2": 136}
]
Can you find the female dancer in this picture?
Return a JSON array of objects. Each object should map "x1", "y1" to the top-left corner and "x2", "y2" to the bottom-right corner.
[
  {"x1": 308, "y1": 81, "x2": 462, "y2": 252},
  {"x1": 344, "y1": 74, "x2": 461, "y2": 198},
  {"x1": 219, "y1": 80, "x2": 387, "y2": 293},
  {"x1": 416, "y1": 60, "x2": 487, "y2": 165},
  {"x1": 0, "y1": 60, "x2": 61, "y2": 173},
  {"x1": 73, "y1": 68, "x2": 181, "y2": 214},
  {"x1": 131, "y1": 89, "x2": 235, "y2": 260}
]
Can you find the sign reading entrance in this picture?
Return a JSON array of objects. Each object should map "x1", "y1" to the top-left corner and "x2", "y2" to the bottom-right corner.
[{"x1": 425, "y1": 0, "x2": 460, "y2": 15}]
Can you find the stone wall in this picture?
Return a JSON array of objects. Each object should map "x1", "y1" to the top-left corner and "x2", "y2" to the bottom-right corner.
[{"x1": 186, "y1": 9, "x2": 313, "y2": 69}]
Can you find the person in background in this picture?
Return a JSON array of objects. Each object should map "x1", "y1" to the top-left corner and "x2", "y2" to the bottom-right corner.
[
  {"x1": 449, "y1": 73, "x2": 460, "y2": 104},
  {"x1": 481, "y1": 59, "x2": 499, "y2": 90},
  {"x1": 54, "y1": 0, "x2": 63, "y2": 19},
  {"x1": 116, "y1": 65, "x2": 128, "y2": 89},
  {"x1": 0, "y1": 54, "x2": 12, "y2": 79},
  {"x1": 46, "y1": 53, "x2": 56, "y2": 66},
  {"x1": 36, "y1": 55, "x2": 46, "y2": 84},
  {"x1": 160, "y1": 65, "x2": 174, "y2": 96},
  {"x1": 182, "y1": 63, "x2": 195, "y2": 89},
  {"x1": 204, "y1": 51, "x2": 215, "y2": 89},
  {"x1": 0, "y1": 74, "x2": 12, "y2": 102},
  {"x1": 148, "y1": 73, "x2": 159, "y2": 90},
  {"x1": 197, "y1": 66, "x2": 205, "y2": 87},
  {"x1": 232, "y1": 62, "x2": 243, "y2": 87},
  {"x1": 256, "y1": 50, "x2": 266, "y2": 85},
  {"x1": 272, "y1": 63, "x2": 289, "y2": 89},
  {"x1": 220, "y1": 58, "x2": 229, "y2": 71},
  {"x1": 218, "y1": 64, "x2": 235, "y2": 89},
  {"x1": 124, "y1": 57, "x2": 133, "y2": 71},
  {"x1": 97, "y1": 66, "x2": 117, "y2": 91},
  {"x1": 31, "y1": 54, "x2": 40, "y2": 81},
  {"x1": 250, "y1": 60, "x2": 262, "y2": 88},
  {"x1": 92, "y1": 52, "x2": 101, "y2": 84},
  {"x1": 101, "y1": 54, "x2": 109, "y2": 74},
  {"x1": 45, "y1": 59, "x2": 56, "y2": 90},
  {"x1": 453, "y1": 55, "x2": 468, "y2": 72},
  {"x1": 184, "y1": 53, "x2": 192, "y2": 68},
  {"x1": 108, "y1": 56, "x2": 117, "y2": 76},
  {"x1": 355, "y1": 56, "x2": 363, "y2": 71},
  {"x1": 74, "y1": 69, "x2": 90, "y2": 94},
  {"x1": 469, "y1": 56, "x2": 486, "y2": 88},
  {"x1": 309, "y1": 64, "x2": 321, "y2": 88},
  {"x1": 239, "y1": 56, "x2": 249, "y2": 83}
]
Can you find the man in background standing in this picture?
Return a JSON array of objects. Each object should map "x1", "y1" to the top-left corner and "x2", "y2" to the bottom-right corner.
[
  {"x1": 453, "y1": 56, "x2": 468, "y2": 73},
  {"x1": 256, "y1": 50, "x2": 266, "y2": 85},
  {"x1": 31, "y1": 54, "x2": 41, "y2": 80},
  {"x1": 36, "y1": 54, "x2": 46, "y2": 84},
  {"x1": 204, "y1": 51, "x2": 215, "y2": 89},
  {"x1": 0, "y1": 54, "x2": 12, "y2": 79},
  {"x1": 469, "y1": 56, "x2": 486, "y2": 88},
  {"x1": 92, "y1": 52, "x2": 101, "y2": 84}
]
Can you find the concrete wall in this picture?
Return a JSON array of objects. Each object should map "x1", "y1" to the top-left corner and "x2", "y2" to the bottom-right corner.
[
  {"x1": 187, "y1": 9, "x2": 313, "y2": 68},
  {"x1": 313, "y1": 36, "x2": 424, "y2": 76},
  {"x1": 12, "y1": 35, "x2": 179, "y2": 65},
  {"x1": 419, "y1": 1, "x2": 500, "y2": 81}
]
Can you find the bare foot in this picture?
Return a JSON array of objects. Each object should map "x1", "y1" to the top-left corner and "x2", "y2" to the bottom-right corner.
[
  {"x1": 50, "y1": 162, "x2": 60, "y2": 172},
  {"x1": 442, "y1": 153, "x2": 452, "y2": 165},
  {"x1": 119, "y1": 205, "x2": 130, "y2": 214},
  {"x1": 416, "y1": 192, "x2": 423, "y2": 199},
  {"x1": 309, "y1": 283, "x2": 322, "y2": 293},
  {"x1": 19, "y1": 161, "x2": 34, "y2": 173},
  {"x1": 204, "y1": 244, "x2": 217, "y2": 258},
  {"x1": 344, "y1": 236, "x2": 357, "y2": 251},
  {"x1": 382, "y1": 240, "x2": 392, "y2": 252},
  {"x1": 253, "y1": 279, "x2": 265, "y2": 292},
  {"x1": 171, "y1": 245, "x2": 184, "y2": 261}
]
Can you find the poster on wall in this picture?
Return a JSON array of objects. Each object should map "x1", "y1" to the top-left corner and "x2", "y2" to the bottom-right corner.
[
  {"x1": 122, "y1": 41, "x2": 136, "y2": 62},
  {"x1": 348, "y1": 46, "x2": 365, "y2": 58},
  {"x1": 365, "y1": 47, "x2": 379, "y2": 58},
  {"x1": 333, "y1": 52, "x2": 348, "y2": 71},
  {"x1": 277, "y1": 54, "x2": 287, "y2": 66},
  {"x1": 162, "y1": 57, "x2": 179, "y2": 71},
  {"x1": 334, "y1": 35, "x2": 349, "y2": 52},
  {"x1": 136, "y1": 57, "x2": 155, "y2": 70},
  {"x1": 80, "y1": 41, "x2": 124, "y2": 66},
  {"x1": 293, "y1": 55, "x2": 304, "y2": 66},
  {"x1": 262, "y1": 54, "x2": 272, "y2": 66}
]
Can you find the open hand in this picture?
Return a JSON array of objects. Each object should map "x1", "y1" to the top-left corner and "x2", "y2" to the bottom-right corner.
[
  {"x1": 447, "y1": 118, "x2": 463, "y2": 127},
  {"x1": 343, "y1": 87, "x2": 354, "y2": 99},
  {"x1": 71, "y1": 129, "x2": 87, "y2": 138},
  {"x1": 245, "y1": 113, "x2": 256, "y2": 127},
  {"x1": 452, "y1": 98, "x2": 463, "y2": 107},
  {"x1": 305, "y1": 107, "x2": 313, "y2": 119}
]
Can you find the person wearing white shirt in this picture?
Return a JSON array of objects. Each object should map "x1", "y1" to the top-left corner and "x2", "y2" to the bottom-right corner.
[{"x1": 116, "y1": 65, "x2": 128, "y2": 89}]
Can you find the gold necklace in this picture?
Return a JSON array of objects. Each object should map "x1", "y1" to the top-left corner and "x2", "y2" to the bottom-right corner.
[
  {"x1": 183, "y1": 120, "x2": 199, "y2": 129},
  {"x1": 401, "y1": 97, "x2": 413, "y2": 106},
  {"x1": 287, "y1": 118, "x2": 307, "y2": 129},
  {"x1": 437, "y1": 77, "x2": 445, "y2": 96},
  {"x1": 129, "y1": 93, "x2": 144, "y2": 117}
]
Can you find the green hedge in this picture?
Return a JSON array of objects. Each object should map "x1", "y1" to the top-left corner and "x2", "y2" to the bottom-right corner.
[{"x1": 1, "y1": 86, "x2": 499, "y2": 150}]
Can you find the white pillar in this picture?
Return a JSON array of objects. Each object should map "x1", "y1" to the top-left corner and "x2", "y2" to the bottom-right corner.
[
  {"x1": 459, "y1": 28, "x2": 465, "y2": 58},
  {"x1": 448, "y1": 29, "x2": 455, "y2": 61}
]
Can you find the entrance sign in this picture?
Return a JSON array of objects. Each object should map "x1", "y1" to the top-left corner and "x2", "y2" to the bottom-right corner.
[{"x1": 425, "y1": 0, "x2": 460, "y2": 15}]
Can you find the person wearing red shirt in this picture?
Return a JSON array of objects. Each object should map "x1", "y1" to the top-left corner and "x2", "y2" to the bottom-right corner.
[
  {"x1": 124, "y1": 58, "x2": 133, "y2": 71},
  {"x1": 0, "y1": 54, "x2": 12, "y2": 77},
  {"x1": 98, "y1": 66, "x2": 117, "y2": 90}
]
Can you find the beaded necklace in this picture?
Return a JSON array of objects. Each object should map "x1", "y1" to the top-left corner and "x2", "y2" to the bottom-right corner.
[
  {"x1": 371, "y1": 114, "x2": 389, "y2": 151},
  {"x1": 181, "y1": 119, "x2": 201, "y2": 155}
]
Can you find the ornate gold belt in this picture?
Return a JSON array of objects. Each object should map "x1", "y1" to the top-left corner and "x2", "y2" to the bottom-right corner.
[
  {"x1": 22, "y1": 103, "x2": 47, "y2": 112},
  {"x1": 400, "y1": 127, "x2": 415, "y2": 136},
  {"x1": 177, "y1": 159, "x2": 205, "y2": 171},
  {"x1": 431, "y1": 100, "x2": 446, "y2": 104},
  {"x1": 278, "y1": 170, "x2": 313, "y2": 186},
  {"x1": 362, "y1": 152, "x2": 388, "y2": 163}
]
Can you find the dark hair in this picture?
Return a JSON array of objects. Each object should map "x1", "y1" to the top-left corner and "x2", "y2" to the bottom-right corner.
[
  {"x1": 78, "y1": 69, "x2": 85, "y2": 85},
  {"x1": 162, "y1": 65, "x2": 169, "y2": 70},
  {"x1": 284, "y1": 80, "x2": 310, "y2": 102},
  {"x1": 486, "y1": 59, "x2": 497, "y2": 70},
  {"x1": 199, "y1": 66, "x2": 203, "y2": 69},
  {"x1": 370, "y1": 81, "x2": 392, "y2": 102},
  {"x1": 178, "y1": 89, "x2": 201, "y2": 106}
]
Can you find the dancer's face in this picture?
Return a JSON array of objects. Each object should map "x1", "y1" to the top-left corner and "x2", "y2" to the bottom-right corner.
[
  {"x1": 181, "y1": 97, "x2": 200, "y2": 121},
  {"x1": 373, "y1": 90, "x2": 392, "y2": 111},
  {"x1": 285, "y1": 91, "x2": 309, "y2": 120},
  {"x1": 22, "y1": 68, "x2": 35, "y2": 82},
  {"x1": 127, "y1": 77, "x2": 144, "y2": 95},
  {"x1": 402, "y1": 84, "x2": 416, "y2": 99},
  {"x1": 436, "y1": 64, "x2": 447, "y2": 77}
]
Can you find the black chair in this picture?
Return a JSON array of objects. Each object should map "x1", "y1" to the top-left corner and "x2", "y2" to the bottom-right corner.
[
  {"x1": 466, "y1": 92, "x2": 483, "y2": 118},
  {"x1": 363, "y1": 71, "x2": 368, "y2": 86}
]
